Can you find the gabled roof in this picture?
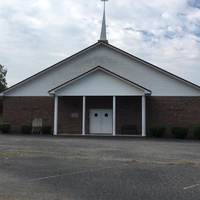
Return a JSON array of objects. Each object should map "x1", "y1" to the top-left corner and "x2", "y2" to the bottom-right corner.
[
  {"x1": 1, "y1": 41, "x2": 200, "y2": 96},
  {"x1": 1, "y1": 42, "x2": 101, "y2": 95},
  {"x1": 48, "y1": 66, "x2": 152, "y2": 96},
  {"x1": 102, "y1": 43, "x2": 200, "y2": 91}
]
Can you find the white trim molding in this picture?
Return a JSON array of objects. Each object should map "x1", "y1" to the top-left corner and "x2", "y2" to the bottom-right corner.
[
  {"x1": 82, "y1": 96, "x2": 86, "y2": 135},
  {"x1": 53, "y1": 96, "x2": 58, "y2": 135},
  {"x1": 142, "y1": 96, "x2": 146, "y2": 137},
  {"x1": 113, "y1": 96, "x2": 116, "y2": 136}
]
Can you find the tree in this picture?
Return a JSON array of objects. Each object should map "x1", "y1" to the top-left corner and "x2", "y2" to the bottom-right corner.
[{"x1": 0, "y1": 64, "x2": 7, "y2": 93}]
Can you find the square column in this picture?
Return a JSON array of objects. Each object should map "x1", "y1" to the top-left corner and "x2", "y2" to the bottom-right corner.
[
  {"x1": 82, "y1": 96, "x2": 86, "y2": 135},
  {"x1": 113, "y1": 96, "x2": 116, "y2": 136},
  {"x1": 142, "y1": 95, "x2": 146, "y2": 137},
  {"x1": 53, "y1": 96, "x2": 58, "y2": 135}
]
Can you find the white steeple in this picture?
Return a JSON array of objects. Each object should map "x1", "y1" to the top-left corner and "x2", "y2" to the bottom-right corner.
[{"x1": 99, "y1": 0, "x2": 108, "y2": 43}]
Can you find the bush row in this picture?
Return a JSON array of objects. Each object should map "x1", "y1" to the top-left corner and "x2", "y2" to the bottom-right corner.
[
  {"x1": 150, "y1": 125, "x2": 200, "y2": 139},
  {"x1": 20, "y1": 124, "x2": 52, "y2": 134},
  {"x1": 0, "y1": 123, "x2": 200, "y2": 139},
  {"x1": 0, "y1": 123, "x2": 11, "y2": 133},
  {"x1": 0, "y1": 123, "x2": 52, "y2": 135}
]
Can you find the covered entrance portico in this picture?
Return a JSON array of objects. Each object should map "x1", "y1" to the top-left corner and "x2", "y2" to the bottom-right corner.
[{"x1": 49, "y1": 67, "x2": 151, "y2": 136}]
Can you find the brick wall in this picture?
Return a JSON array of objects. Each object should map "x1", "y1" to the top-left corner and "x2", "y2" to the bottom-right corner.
[
  {"x1": 116, "y1": 96, "x2": 142, "y2": 134},
  {"x1": 3, "y1": 97, "x2": 54, "y2": 133},
  {"x1": 58, "y1": 97, "x2": 82, "y2": 134},
  {"x1": 146, "y1": 96, "x2": 200, "y2": 137},
  {"x1": 3, "y1": 96, "x2": 200, "y2": 137}
]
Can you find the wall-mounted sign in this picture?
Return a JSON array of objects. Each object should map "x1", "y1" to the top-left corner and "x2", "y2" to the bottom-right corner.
[{"x1": 71, "y1": 113, "x2": 79, "y2": 118}]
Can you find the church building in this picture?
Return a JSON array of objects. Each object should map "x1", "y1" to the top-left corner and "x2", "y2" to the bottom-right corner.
[{"x1": 1, "y1": 1, "x2": 200, "y2": 137}]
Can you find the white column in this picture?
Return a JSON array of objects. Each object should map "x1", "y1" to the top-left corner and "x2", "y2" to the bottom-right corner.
[
  {"x1": 113, "y1": 96, "x2": 116, "y2": 136},
  {"x1": 82, "y1": 96, "x2": 86, "y2": 135},
  {"x1": 53, "y1": 96, "x2": 58, "y2": 135},
  {"x1": 142, "y1": 95, "x2": 146, "y2": 137}
]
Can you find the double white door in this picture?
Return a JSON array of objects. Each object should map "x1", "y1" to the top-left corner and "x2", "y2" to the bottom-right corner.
[{"x1": 90, "y1": 109, "x2": 113, "y2": 134}]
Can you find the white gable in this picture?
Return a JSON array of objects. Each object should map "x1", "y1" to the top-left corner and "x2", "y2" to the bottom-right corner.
[
  {"x1": 2, "y1": 42, "x2": 200, "y2": 97},
  {"x1": 49, "y1": 68, "x2": 150, "y2": 96}
]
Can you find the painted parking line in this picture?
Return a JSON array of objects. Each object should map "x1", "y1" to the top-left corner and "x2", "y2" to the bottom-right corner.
[
  {"x1": 184, "y1": 183, "x2": 200, "y2": 190},
  {"x1": 29, "y1": 163, "x2": 129, "y2": 182}
]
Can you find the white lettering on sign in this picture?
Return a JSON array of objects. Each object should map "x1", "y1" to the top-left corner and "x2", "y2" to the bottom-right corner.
[{"x1": 32, "y1": 118, "x2": 43, "y2": 127}]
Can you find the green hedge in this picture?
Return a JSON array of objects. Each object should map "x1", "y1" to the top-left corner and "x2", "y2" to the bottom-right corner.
[
  {"x1": 21, "y1": 124, "x2": 32, "y2": 134},
  {"x1": 193, "y1": 126, "x2": 200, "y2": 140},
  {"x1": 0, "y1": 123, "x2": 11, "y2": 133},
  {"x1": 150, "y1": 125, "x2": 166, "y2": 137},
  {"x1": 171, "y1": 126, "x2": 188, "y2": 139},
  {"x1": 41, "y1": 125, "x2": 52, "y2": 134}
]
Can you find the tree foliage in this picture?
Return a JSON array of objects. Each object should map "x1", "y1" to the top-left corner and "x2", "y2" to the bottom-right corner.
[{"x1": 0, "y1": 64, "x2": 7, "y2": 92}]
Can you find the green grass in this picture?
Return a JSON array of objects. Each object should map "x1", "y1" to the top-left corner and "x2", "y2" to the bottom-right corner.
[
  {"x1": 0, "y1": 152, "x2": 26, "y2": 157},
  {"x1": 166, "y1": 161, "x2": 200, "y2": 166},
  {"x1": 125, "y1": 159, "x2": 137, "y2": 164}
]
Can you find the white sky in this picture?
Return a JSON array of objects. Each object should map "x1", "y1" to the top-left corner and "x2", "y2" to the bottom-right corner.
[{"x1": 0, "y1": 0, "x2": 200, "y2": 87}]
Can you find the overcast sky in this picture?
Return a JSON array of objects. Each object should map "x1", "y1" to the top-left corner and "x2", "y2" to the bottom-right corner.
[{"x1": 0, "y1": 0, "x2": 200, "y2": 87}]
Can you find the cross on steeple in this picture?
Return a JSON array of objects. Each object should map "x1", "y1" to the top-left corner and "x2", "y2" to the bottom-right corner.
[{"x1": 99, "y1": 0, "x2": 108, "y2": 43}]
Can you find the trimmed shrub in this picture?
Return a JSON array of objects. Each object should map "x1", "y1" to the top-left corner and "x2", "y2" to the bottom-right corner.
[
  {"x1": 150, "y1": 125, "x2": 166, "y2": 138},
  {"x1": 171, "y1": 126, "x2": 188, "y2": 139},
  {"x1": 21, "y1": 124, "x2": 32, "y2": 134},
  {"x1": 41, "y1": 125, "x2": 52, "y2": 134},
  {"x1": 0, "y1": 123, "x2": 11, "y2": 133},
  {"x1": 193, "y1": 126, "x2": 200, "y2": 140}
]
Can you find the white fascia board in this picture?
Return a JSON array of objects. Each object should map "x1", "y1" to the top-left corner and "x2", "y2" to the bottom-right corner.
[
  {"x1": 2, "y1": 43, "x2": 101, "y2": 96},
  {"x1": 49, "y1": 66, "x2": 151, "y2": 96},
  {"x1": 104, "y1": 43, "x2": 200, "y2": 91},
  {"x1": 98, "y1": 67, "x2": 151, "y2": 94}
]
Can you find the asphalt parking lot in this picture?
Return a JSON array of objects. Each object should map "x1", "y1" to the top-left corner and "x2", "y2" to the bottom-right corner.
[{"x1": 0, "y1": 134, "x2": 199, "y2": 200}]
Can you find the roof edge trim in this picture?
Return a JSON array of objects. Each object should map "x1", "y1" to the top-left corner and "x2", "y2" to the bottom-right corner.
[{"x1": 48, "y1": 66, "x2": 152, "y2": 95}]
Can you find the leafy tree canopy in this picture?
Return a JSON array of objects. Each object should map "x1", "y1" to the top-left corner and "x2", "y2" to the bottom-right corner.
[{"x1": 0, "y1": 64, "x2": 7, "y2": 93}]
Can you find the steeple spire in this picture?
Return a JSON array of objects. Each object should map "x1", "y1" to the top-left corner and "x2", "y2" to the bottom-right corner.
[{"x1": 99, "y1": 0, "x2": 108, "y2": 43}]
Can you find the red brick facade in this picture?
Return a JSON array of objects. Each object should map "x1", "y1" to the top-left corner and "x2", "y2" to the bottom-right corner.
[
  {"x1": 3, "y1": 97, "x2": 54, "y2": 132},
  {"x1": 146, "y1": 96, "x2": 200, "y2": 137},
  {"x1": 3, "y1": 96, "x2": 200, "y2": 137}
]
